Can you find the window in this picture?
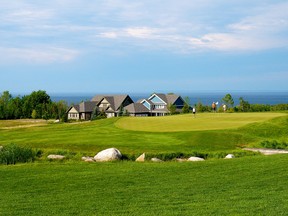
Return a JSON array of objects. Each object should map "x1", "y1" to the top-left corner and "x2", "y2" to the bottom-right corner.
[{"x1": 155, "y1": 105, "x2": 164, "y2": 109}]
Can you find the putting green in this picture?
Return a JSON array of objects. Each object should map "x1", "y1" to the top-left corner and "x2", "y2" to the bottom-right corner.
[{"x1": 115, "y1": 112, "x2": 286, "y2": 132}]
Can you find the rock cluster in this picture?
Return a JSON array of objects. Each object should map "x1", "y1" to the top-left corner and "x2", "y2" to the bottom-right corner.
[{"x1": 79, "y1": 148, "x2": 237, "y2": 163}]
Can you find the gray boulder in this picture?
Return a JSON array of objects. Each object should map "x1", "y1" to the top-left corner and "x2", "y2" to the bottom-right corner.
[
  {"x1": 94, "y1": 148, "x2": 122, "y2": 162},
  {"x1": 187, "y1": 156, "x2": 205, "y2": 162},
  {"x1": 47, "y1": 154, "x2": 65, "y2": 160}
]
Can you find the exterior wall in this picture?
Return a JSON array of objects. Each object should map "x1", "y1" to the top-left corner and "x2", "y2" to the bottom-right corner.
[
  {"x1": 106, "y1": 113, "x2": 115, "y2": 118},
  {"x1": 81, "y1": 112, "x2": 92, "y2": 120},
  {"x1": 98, "y1": 98, "x2": 110, "y2": 111},
  {"x1": 174, "y1": 97, "x2": 185, "y2": 108},
  {"x1": 68, "y1": 107, "x2": 80, "y2": 120},
  {"x1": 122, "y1": 96, "x2": 134, "y2": 107}
]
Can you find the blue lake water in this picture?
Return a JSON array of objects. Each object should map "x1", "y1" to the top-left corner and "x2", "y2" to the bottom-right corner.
[{"x1": 51, "y1": 92, "x2": 288, "y2": 106}]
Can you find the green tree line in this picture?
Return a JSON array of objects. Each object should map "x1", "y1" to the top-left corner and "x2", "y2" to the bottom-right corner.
[
  {"x1": 0, "y1": 90, "x2": 68, "y2": 121},
  {"x1": 194, "y1": 94, "x2": 288, "y2": 113}
]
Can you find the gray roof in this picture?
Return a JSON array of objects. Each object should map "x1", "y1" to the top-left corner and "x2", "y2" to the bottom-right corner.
[
  {"x1": 124, "y1": 103, "x2": 150, "y2": 113},
  {"x1": 166, "y1": 94, "x2": 181, "y2": 104},
  {"x1": 91, "y1": 95, "x2": 133, "y2": 111},
  {"x1": 79, "y1": 101, "x2": 97, "y2": 113},
  {"x1": 149, "y1": 93, "x2": 182, "y2": 105},
  {"x1": 67, "y1": 104, "x2": 80, "y2": 113}
]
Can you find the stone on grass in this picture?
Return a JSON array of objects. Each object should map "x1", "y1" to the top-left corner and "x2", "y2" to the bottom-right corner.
[
  {"x1": 81, "y1": 156, "x2": 95, "y2": 162},
  {"x1": 187, "y1": 156, "x2": 205, "y2": 162},
  {"x1": 135, "y1": 153, "x2": 145, "y2": 162},
  {"x1": 94, "y1": 148, "x2": 122, "y2": 162},
  {"x1": 225, "y1": 154, "x2": 235, "y2": 159},
  {"x1": 176, "y1": 158, "x2": 187, "y2": 162},
  {"x1": 151, "y1": 158, "x2": 163, "y2": 162},
  {"x1": 47, "y1": 154, "x2": 65, "y2": 160}
]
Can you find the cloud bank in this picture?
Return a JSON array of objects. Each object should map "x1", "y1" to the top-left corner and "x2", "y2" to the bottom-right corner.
[{"x1": 0, "y1": 0, "x2": 288, "y2": 63}]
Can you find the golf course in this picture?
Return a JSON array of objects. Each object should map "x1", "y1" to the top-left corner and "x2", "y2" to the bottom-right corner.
[{"x1": 1, "y1": 112, "x2": 288, "y2": 215}]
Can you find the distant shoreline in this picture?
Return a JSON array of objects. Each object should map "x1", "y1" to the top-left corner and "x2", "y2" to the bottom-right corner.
[{"x1": 48, "y1": 91, "x2": 288, "y2": 106}]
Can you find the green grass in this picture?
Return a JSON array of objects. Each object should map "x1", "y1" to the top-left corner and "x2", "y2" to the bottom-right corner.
[
  {"x1": 0, "y1": 155, "x2": 287, "y2": 215},
  {"x1": 1, "y1": 113, "x2": 288, "y2": 215},
  {"x1": 1, "y1": 113, "x2": 288, "y2": 156},
  {"x1": 115, "y1": 112, "x2": 286, "y2": 132}
]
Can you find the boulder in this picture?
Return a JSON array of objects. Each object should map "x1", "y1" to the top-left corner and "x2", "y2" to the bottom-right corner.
[
  {"x1": 94, "y1": 148, "x2": 122, "y2": 162},
  {"x1": 151, "y1": 158, "x2": 163, "y2": 162},
  {"x1": 135, "y1": 153, "x2": 145, "y2": 162},
  {"x1": 47, "y1": 154, "x2": 65, "y2": 160},
  {"x1": 81, "y1": 156, "x2": 95, "y2": 162},
  {"x1": 187, "y1": 156, "x2": 204, "y2": 162},
  {"x1": 176, "y1": 158, "x2": 187, "y2": 162},
  {"x1": 225, "y1": 154, "x2": 235, "y2": 159}
]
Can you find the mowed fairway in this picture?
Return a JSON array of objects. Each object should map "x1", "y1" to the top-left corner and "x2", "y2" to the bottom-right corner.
[{"x1": 115, "y1": 112, "x2": 286, "y2": 132}]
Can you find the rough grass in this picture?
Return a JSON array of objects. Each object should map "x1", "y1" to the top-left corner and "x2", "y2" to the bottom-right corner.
[
  {"x1": 0, "y1": 155, "x2": 287, "y2": 215},
  {"x1": 115, "y1": 112, "x2": 286, "y2": 132},
  {"x1": 0, "y1": 119, "x2": 47, "y2": 128}
]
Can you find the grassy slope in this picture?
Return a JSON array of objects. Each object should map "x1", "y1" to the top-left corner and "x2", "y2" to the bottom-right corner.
[
  {"x1": 1, "y1": 113, "x2": 288, "y2": 155},
  {"x1": 0, "y1": 155, "x2": 287, "y2": 215}
]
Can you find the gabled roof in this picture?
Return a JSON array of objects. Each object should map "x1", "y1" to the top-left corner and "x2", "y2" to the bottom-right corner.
[
  {"x1": 166, "y1": 94, "x2": 181, "y2": 105},
  {"x1": 67, "y1": 104, "x2": 80, "y2": 113},
  {"x1": 148, "y1": 93, "x2": 182, "y2": 105},
  {"x1": 140, "y1": 98, "x2": 154, "y2": 105},
  {"x1": 124, "y1": 103, "x2": 150, "y2": 113},
  {"x1": 79, "y1": 101, "x2": 97, "y2": 113},
  {"x1": 91, "y1": 95, "x2": 132, "y2": 111},
  {"x1": 91, "y1": 95, "x2": 104, "y2": 103}
]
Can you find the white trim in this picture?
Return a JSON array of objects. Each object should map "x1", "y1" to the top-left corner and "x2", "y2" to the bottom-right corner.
[{"x1": 148, "y1": 93, "x2": 167, "y2": 105}]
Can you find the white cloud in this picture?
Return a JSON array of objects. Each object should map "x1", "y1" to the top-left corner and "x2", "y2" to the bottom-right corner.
[{"x1": 1, "y1": 0, "x2": 288, "y2": 60}]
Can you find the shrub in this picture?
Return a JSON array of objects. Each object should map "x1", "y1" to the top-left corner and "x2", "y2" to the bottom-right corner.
[
  {"x1": 0, "y1": 143, "x2": 37, "y2": 165},
  {"x1": 260, "y1": 140, "x2": 288, "y2": 149}
]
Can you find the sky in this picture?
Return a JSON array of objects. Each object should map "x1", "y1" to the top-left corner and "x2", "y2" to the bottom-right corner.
[{"x1": 1, "y1": 0, "x2": 288, "y2": 95}]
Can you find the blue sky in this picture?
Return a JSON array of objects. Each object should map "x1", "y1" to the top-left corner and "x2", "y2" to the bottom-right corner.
[{"x1": 1, "y1": 0, "x2": 288, "y2": 94}]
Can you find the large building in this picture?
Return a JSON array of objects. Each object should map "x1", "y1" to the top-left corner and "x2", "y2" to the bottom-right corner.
[{"x1": 67, "y1": 93, "x2": 185, "y2": 120}]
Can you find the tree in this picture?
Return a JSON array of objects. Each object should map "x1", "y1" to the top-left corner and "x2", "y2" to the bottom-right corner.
[
  {"x1": 239, "y1": 97, "x2": 250, "y2": 112},
  {"x1": 168, "y1": 103, "x2": 177, "y2": 115},
  {"x1": 182, "y1": 97, "x2": 190, "y2": 113},
  {"x1": 118, "y1": 105, "x2": 124, "y2": 117},
  {"x1": 222, "y1": 94, "x2": 234, "y2": 108},
  {"x1": 91, "y1": 106, "x2": 100, "y2": 121},
  {"x1": 31, "y1": 109, "x2": 37, "y2": 119},
  {"x1": 91, "y1": 107, "x2": 107, "y2": 120},
  {"x1": 0, "y1": 91, "x2": 13, "y2": 119}
]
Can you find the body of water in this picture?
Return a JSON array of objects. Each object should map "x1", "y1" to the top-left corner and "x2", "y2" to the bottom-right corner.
[{"x1": 51, "y1": 92, "x2": 288, "y2": 106}]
